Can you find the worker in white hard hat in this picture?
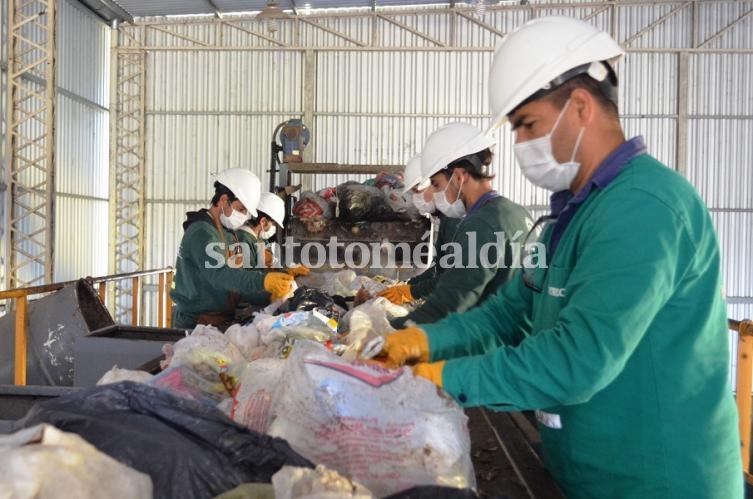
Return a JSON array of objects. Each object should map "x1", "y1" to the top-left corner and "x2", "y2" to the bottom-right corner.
[
  {"x1": 171, "y1": 169, "x2": 295, "y2": 330},
  {"x1": 239, "y1": 191, "x2": 310, "y2": 276},
  {"x1": 374, "y1": 16, "x2": 742, "y2": 499},
  {"x1": 380, "y1": 122, "x2": 533, "y2": 329},
  {"x1": 381, "y1": 155, "x2": 460, "y2": 302}
]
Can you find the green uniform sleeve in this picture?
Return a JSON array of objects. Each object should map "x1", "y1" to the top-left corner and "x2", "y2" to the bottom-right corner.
[
  {"x1": 392, "y1": 216, "x2": 508, "y2": 328},
  {"x1": 440, "y1": 191, "x2": 695, "y2": 410},
  {"x1": 423, "y1": 273, "x2": 533, "y2": 359},
  {"x1": 188, "y1": 223, "x2": 266, "y2": 297}
]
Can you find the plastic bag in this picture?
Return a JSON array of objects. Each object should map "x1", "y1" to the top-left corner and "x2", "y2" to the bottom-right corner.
[
  {"x1": 225, "y1": 323, "x2": 262, "y2": 360},
  {"x1": 164, "y1": 325, "x2": 246, "y2": 370},
  {"x1": 385, "y1": 187, "x2": 419, "y2": 220},
  {"x1": 96, "y1": 366, "x2": 153, "y2": 385},
  {"x1": 338, "y1": 298, "x2": 409, "y2": 360},
  {"x1": 350, "y1": 275, "x2": 389, "y2": 296},
  {"x1": 337, "y1": 182, "x2": 396, "y2": 222},
  {"x1": 278, "y1": 286, "x2": 337, "y2": 313},
  {"x1": 294, "y1": 192, "x2": 332, "y2": 219},
  {"x1": 0, "y1": 423, "x2": 152, "y2": 499},
  {"x1": 154, "y1": 326, "x2": 249, "y2": 402},
  {"x1": 149, "y1": 363, "x2": 239, "y2": 403},
  {"x1": 231, "y1": 358, "x2": 285, "y2": 433},
  {"x1": 268, "y1": 342, "x2": 475, "y2": 497},
  {"x1": 373, "y1": 172, "x2": 404, "y2": 191},
  {"x1": 18, "y1": 381, "x2": 313, "y2": 499}
]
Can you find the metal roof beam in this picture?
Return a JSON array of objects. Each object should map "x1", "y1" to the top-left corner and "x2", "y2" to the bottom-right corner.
[
  {"x1": 299, "y1": 18, "x2": 366, "y2": 46},
  {"x1": 221, "y1": 20, "x2": 289, "y2": 46},
  {"x1": 697, "y1": 6, "x2": 753, "y2": 48},
  {"x1": 377, "y1": 13, "x2": 445, "y2": 46}
]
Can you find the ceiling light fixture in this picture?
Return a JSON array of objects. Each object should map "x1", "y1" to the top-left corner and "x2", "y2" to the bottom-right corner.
[{"x1": 256, "y1": 1, "x2": 290, "y2": 34}]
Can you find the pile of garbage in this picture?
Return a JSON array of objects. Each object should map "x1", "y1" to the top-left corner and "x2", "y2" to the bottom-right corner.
[
  {"x1": 5, "y1": 269, "x2": 477, "y2": 499},
  {"x1": 292, "y1": 174, "x2": 420, "y2": 223}
]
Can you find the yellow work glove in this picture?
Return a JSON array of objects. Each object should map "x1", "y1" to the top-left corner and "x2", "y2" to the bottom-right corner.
[
  {"x1": 373, "y1": 327, "x2": 429, "y2": 368},
  {"x1": 286, "y1": 264, "x2": 311, "y2": 277},
  {"x1": 412, "y1": 361, "x2": 446, "y2": 388},
  {"x1": 264, "y1": 272, "x2": 294, "y2": 298},
  {"x1": 378, "y1": 284, "x2": 414, "y2": 305}
]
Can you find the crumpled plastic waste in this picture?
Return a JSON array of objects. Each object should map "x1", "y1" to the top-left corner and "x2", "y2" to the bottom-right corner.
[
  {"x1": 229, "y1": 358, "x2": 285, "y2": 433},
  {"x1": 155, "y1": 326, "x2": 248, "y2": 402},
  {"x1": 17, "y1": 382, "x2": 313, "y2": 499},
  {"x1": 272, "y1": 464, "x2": 373, "y2": 499},
  {"x1": 338, "y1": 297, "x2": 409, "y2": 361},
  {"x1": 268, "y1": 341, "x2": 475, "y2": 497},
  {"x1": 96, "y1": 366, "x2": 153, "y2": 386},
  {"x1": 0, "y1": 423, "x2": 153, "y2": 499}
]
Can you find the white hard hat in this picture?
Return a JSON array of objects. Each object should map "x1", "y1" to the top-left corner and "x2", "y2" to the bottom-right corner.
[
  {"x1": 213, "y1": 168, "x2": 261, "y2": 217},
  {"x1": 257, "y1": 192, "x2": 285, "y2": 228},
  {"x1": 420, "y1": 122, "x2": 497, "y2": 180},
  {"x1": 488, "y1": 16, "x2": 624, "y2": 131},
  {"x1": 402, "y1": 155, "x2": 430, "y2": 193}
]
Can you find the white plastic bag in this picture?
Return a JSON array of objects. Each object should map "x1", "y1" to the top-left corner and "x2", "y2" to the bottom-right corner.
[
  {"x1": 0, "y1": 424, "x2": 152, "y2": 499},
  {"x1": 224, "y1": 323, "x2": 262, "y2": 360},
  {"x1": 231, "y1": 358, "x2": 285, "y2": 433},
  {"x1": 166, "y1": 324, "x2": 246, "y2": 370},
  {"x1": 339, "y1": 297, "x2": 408, "y2": 360},
  {"x1": 96, "y1": 366, "x2": 153, "y2": 385},
  {"x1": 268, "y1": 342, "x2": 475, "y2": 497}
]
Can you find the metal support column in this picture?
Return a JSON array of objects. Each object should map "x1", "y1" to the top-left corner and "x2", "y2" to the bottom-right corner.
[
  {"x1": 676, "y1": 52, "x2": 689, "y2": 176},
  {"x1": 301, "y1": 49, "x2": 316, "y2": 191},
  {"x1": 109, "y1": 25, "x2": 146, "y2": 323},
  {"x1": 4, "y1": 0, "x2": 57, "y2": 288}
]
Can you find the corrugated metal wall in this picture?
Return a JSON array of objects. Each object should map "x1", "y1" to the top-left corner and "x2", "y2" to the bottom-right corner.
[
  {"x1": 140, "y1": 2, "x2": 752, "y2": 330},
  {"x1": 54, "y1": 0, "x2": 110, "y2": 282},
  {"x1": 0, "y1": 0, "x2": 110, "y2": 285},
  {"x1": 1, "y1": 0, "x2": 7, "y2": 287}
]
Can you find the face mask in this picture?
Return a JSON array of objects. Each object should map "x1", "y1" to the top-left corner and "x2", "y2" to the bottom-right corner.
[
  {"x1": 434, "y1": 175, "x2": 466, "y2": 218},
  {"x1": 513, "y1": 99, "x2": 585, "y2": 192},
  {"x1": 412, "y1": 192, "x2": 435, "y2": 215},
  {"x1": 220, "y1": 202, "x2": 249, "y2": 230},
  {"x1": 260, "y1": 223, "x2": 277, "y2": 240}
]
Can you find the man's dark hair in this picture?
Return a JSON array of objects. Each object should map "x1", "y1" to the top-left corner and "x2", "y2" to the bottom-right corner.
[
  {"x1": 444, "y1": 148, "x2": 495, "y2": 181},
  {"x1": 247, "y1": 210, "x2": 271, "y2": 227},
  {"x1": 544, "y1": 74, "x2": 619, "y2": 118},
  {"x1": 211, "y1": 181, "x2": 236, "y2": 207}
]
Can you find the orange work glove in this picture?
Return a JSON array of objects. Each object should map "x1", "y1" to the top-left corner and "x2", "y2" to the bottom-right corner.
[
  {"x1": 286, "y1": 264, "x2": 311, "y2": 277},
  {"x1": 264, "y1": 272, "x2": 294, "y2": 297},
  {"x1": 412, "y1": 361, "x2": 446, "y2": 388},
  {"x1": 373, "y1": 327, "x2": 429, "y2": 368},
  {"x1": 264, "y1": 248, "x2": 274, "y2": 268},
  {"x1": 378, "y1": 284, "x2": 414, "y2": 305}
]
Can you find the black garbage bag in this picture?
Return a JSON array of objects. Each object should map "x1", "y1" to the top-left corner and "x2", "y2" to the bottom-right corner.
[
  {"x1": 17, "y1": 381, "x2": 313, "y2": 499},
  {"x1": 384, "y1": 486, "x2": 481, "y2": 499},
  {"x1": 337, "y1": 182, "x2": 397, "y2": 221},
  {"x1": 278, "y1": 286, "x2": 336, "y2": 313}
]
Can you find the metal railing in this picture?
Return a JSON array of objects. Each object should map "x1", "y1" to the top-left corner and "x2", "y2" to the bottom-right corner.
[
  {"x1": 0, "y1": 268, "x2": 173, "y2": 386},
  {"x1": 731, "y1": 318, "x2": 753, "y2": 483}
]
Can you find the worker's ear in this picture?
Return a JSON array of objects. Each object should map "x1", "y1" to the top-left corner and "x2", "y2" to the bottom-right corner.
[{"x1": 570, "y1": 88, "x2": 595, "y2": 127}]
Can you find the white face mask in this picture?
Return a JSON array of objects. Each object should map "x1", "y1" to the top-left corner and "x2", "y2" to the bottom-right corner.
[
  {"x1": 220, "y1": 202, "x2": 249, "y2": 230},
  {"x1": 412, "y1": 191, "x2": 435, "y2": 215},
  {"x1": 434, "y1": 175, "x2": 466, "y2": 218},
  {"x1": 260, "y1": 223, "x2": 277, "y2": 240},
  {"x1": 513, "y1": 99, "x2": 585, "y2": 192}
]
